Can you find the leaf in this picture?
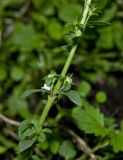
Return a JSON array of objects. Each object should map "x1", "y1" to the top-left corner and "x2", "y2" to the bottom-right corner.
[
  {"x1": 92, "y1": 0, "x2": 108, "y2": 10},
  {"x1": 22, "y1": 128, "x2": 35, "y2": 139},
  {"x1": 95, "y1": 91, "x2": 107, "y2": 104},
  {"x1": 10, "y1": 22, "x2": 41, "y2": 52},
  {"x1": 88, "y1": 21, "x2": 110, "y2": 27},
  {"x1": 21, "y1": 89, "x2": 44, "y2": 98},
  {"x1": 32, "y1": 155, "x2": 41, "y2": 160},
  {"x1": 113, "y1": 21, "x2": 123, "y2": 51},
  {"x1": 77, "y1": 81, "x2": 91, "y2": 97},
  {"x1": 10, "y1": 66, "x2": 24, "y2": 82},
  {"x1": 59, "y1": 4, "x2": 82, "y2": 22},
  {"x1": 72, "y1": 105, "x2": 105, "y2": 136},
  {"x1": 32, "y1": 117, "x2": 40, "y2": 128},
  {"x1": 59, "y1": 140, "x2": 76, "y2": 160},
  {"x1": 0, "y1": 146, "x2": 7, "y2": 154},
  {"x1": 18, "y1": 120, "x2": 32, "y2": 139},
  {"x1": 43, "y1": 128, "x2": 52, "y2": 133},
  {"x1": 64, "y1": 90, "x2": 82, "y2": 106},
  {"x1": 50, "y1": 140, "x2": 60, "y2": 154},
  {"x1": 32, "y1": 0, "x2": 43, "y2": 9},
  {"x1": 110, "y1": 130, "x2": 123, "y2": 153},
  {"x1": 0, "y1": 67, "x2": 7, "y2": 82},
  {"x1": 97, "y1": 26, "x2": 113, "y2": 49},
  {"x1": 7, "y1": 94, "x2": 32, "y2": 119},
  {"x1": 47, "y1": 19, "x2": 62, "y2": 40},
  {"x1": 100, "y1": 3, "x2": 117, "y2": 21},
  {"x1": 38, "y1": 141, "x2": 49, "y2": 150},
  {"x1": 38, "y1": 132, "x2": 46, "y2": 143},
  {"x1": 19, "y1": 139, "x2": 34, "y2": 152}
]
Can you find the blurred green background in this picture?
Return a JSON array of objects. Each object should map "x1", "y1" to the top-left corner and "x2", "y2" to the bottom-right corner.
[{"x1": 0, "y1": 0, "x2": 123, "y2": 159}]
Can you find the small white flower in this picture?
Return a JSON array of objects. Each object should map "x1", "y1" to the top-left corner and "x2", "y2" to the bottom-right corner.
[{"x1": 42, "y1": 83, "x2": 51, "y2": 91}]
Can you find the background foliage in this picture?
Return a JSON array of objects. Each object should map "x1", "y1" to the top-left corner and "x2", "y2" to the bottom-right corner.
[{"x1": 0, "y1": 0, "x2": 123, "y2": 159}]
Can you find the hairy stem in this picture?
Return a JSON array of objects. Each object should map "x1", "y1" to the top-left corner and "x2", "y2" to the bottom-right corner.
[{"x1": 40, "y1": 0, "x2": 92, "y2": 126}]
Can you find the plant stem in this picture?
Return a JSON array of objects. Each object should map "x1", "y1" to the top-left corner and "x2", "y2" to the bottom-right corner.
[{"x1": 40, "y1": 0, "x2": 92, "y2": 126}]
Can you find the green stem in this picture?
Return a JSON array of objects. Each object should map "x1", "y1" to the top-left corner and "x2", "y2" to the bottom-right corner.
[{"x1": 39, "y1": 0, "x2": 92, "y2": 126}]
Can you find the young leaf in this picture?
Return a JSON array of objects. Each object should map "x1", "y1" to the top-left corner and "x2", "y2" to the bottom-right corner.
[
  {"x1": 64, "y1": 90, "x2": 82, "y2": 106},
  {"x1": 18, "y1": 120, "x2": 32, "y2": 139},
  {"x1": 21, "y1": 89, "x2": 44, "y2": 98},
  {"x1": 72, "y1": 105, "x2": 105, "y2": 136},
  {"x1": 38, "y1": 132, "x2": 46, "y2": 143},
  {"x1": 88, "y1": 21, "x2": 110, "y2": 27},
  {"x1": 43, "y1": 128, "x2": 52, "y2": 133},
  {"x1": 19, "y1": 139, "x2": 34, "y2": 152},
  {"x1": 59, "y1": 140, "x2": 76, "y2": 160},
  {"x1": 32, "y1": 117, "x2": 42, "y2": 135},
  {"x1": 21, "y1": 128, "x2": 35, "y2": 139}
]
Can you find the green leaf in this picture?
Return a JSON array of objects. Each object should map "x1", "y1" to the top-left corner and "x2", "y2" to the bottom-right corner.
[
  {"x1": 100, "y1": 3, "x2": 117, "y2": 21},
  {"x1": 59, "y1": 4, "x2": 82, "y2": 22},
  {"x1": 32, "y1": 155, "x2": 41, "y2": 160},
  {"x1": 0, "y1": 67, "x2": 7, "y2": 82},
  {"x1": 32, "y1": 0, "x2": 43, "y2": 9},
  {"x1": 95, "y1": 91, "x2": 107, "y2": 104},
  {"x1": 19, "y1": 139, "x2": 34, "y2": 152},
  {"x1": 43, "y1": 128, "x2": 52, "y2": 133},
  {"x1": 93, "y1": 0, "x2": 108, "y2": 10},
  {"x1": 64, "y1": 90, "x2": 82, "y2": 106},
  {"x1": 10, "y1": 22, "x2": 41, "y2": 52},
  {"x1": 113, "y1": 21, "x2": 123, "y2": 51},
  {"x1": 38, "y1": 141, "x2": 49, "y2": 150},
  {"x1": 97, "y1": 26, "x2": 113, "y2": 49},
  {"x1": 10, "y1": 66, "x2": 24, "y2": 82},
  {"x1": 7, "y1": 94, "x2": 32, "y2": 119},
  {"x1": 47, "y1": 20, "x2": 62, "y2": 40},
  {"x1": 38, "y1": 132, "x2": 46, "y2": 143},
  {"x1": 72, "y1": 105, "x2": 105, "y2": 136},
  {"x1": 88, "y1": 21, "x2": 110, "y2": 27},
  {"x1": 18, "y1": 120, "x2": 32, "y2": 139},
  {"x1": 50, "y1": 140, "x2": 60, "y2": 154},
  {"x1": 110, "y1": 130, "x2": 123, "y2": 153},
  {"x1": 0, "y1": 146, "x2": 7, "y2": 154},
  {"x1": 59, "y1": 140, "x2": 76, "y2": 160},
  {"x1": 21, "y1": 89, "x2": 44, "y2": 98},
  {"x1": 78, "y1": 81, "x2": 91, "y2": 97},
  {"x1": 32, "y1": 117, "x2": 40, "y2": 128},
  {"x1": 32, "y1": 118, "x2": 41, "y2": 134},
  {"x1": 22, "y1": 128, "x2": 35, "y2": 139}
]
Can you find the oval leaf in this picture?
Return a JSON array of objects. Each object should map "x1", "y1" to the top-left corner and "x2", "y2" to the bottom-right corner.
[
  {"x1": 19, "y1": 139, "x2": 34, "y2": 152},
  {"x1": 59, "y1": 140, "x2": 76, "y2": 160},
  {"x1": 64, "y1": 90, "x2": 82, "y2": 106}
]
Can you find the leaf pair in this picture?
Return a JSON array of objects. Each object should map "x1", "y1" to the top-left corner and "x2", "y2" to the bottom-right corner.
[{"x1": 18, "y1": 118, "x2": 52, "y2": 152}]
